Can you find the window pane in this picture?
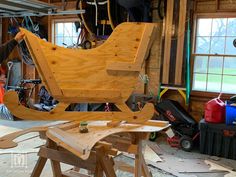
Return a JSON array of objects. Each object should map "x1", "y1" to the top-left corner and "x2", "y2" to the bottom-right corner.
[
  {"x1": 222, "y1": 76, "x2": 236, "y2": 93},
  {"x1": 196, "y1": 37, "x2": 210, "y2": 54},
  {"x1": 224, "y1": 57, "x2": 236, "y2": 75},
  {"x1": 227, "y1": 18, "x2": 236, "y2": 36},
  {"x1": 207, "y1": 74, "x2": 222, "y2": 92},
  {"x1": 210, "y1": 37, "x2": 225, "y2": 54},
  {"x1": 64, "y1": 37, "x2": 73, "y2": 46},
  {"x1": 73, "y1": 37, "x2": 78, "y2": 44},
  {"x1": 212, "y1": 18, "x2": 227, "y2": 36},
  {"x1": 197, "y1": 19, "x2": 212, "y2": 36},
  {"x1": 208, "y1": 56, "x2": 223, "y2": 74},
  {"x1": 193, "y1": 74, "x2": 207, "y2": 91},
  {"x1": 194, "y1": 56, "x2": 208, "y2": 73},
  {"x1": 56, "y1": 23, "x2": 63, "y2": 36},
  {"x1": 225, "y1": 37, "x2": 236, "y2": 55},
  {"x1": 64, "y1": 23, "x2": 73, "y2": 37},
  {"x1": 55, "y1": 37, "x2": 64, "y2": 46}
]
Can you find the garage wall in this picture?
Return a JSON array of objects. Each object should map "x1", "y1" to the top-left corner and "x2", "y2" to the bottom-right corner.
[
  {"x1": 165, "y1": 0, "x2": 236, "y2": 122},
  {"x1": 195, "y1": 0, "x2": 236, "y2": 13},
  {"x1": 2, "y1": 0, "x2": 236, "y2": 121}
]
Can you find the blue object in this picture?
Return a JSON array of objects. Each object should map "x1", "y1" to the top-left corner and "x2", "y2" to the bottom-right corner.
[{"x1": 226, "y1": 102, "x2": 236, "y2": 125}]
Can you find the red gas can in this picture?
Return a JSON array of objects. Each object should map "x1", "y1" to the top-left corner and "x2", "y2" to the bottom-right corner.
[{"x1": 205, "y1": 94, "x2": 225, "y2": 123}]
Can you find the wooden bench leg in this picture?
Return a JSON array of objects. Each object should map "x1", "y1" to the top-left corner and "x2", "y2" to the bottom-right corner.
[
  {"x1": 96, "y1": 145, "x2": 116, "y2": 177},
  {"x1": 30, "y1": 156, "x2": 47, "y2": 177},
  {"x1": 95, "y1": 163, "x2": 103, "y2": 177},
  {"x1": 141, "y1": 154, "x2": 152, "y2": 177},
  {"x1": 50, "y1": 159, "x2": 62, "y2": 177},
  {"x1": 48, "y1": 139, "x2": 63, "y2": 177},
  {"x1": 135, "y1": 140, "x2": 142, "y2": 177}
]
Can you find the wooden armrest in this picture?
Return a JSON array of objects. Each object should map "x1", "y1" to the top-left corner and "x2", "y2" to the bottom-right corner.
[{"x1": 106, "y1": 61, "x2": 141, "y2": 72}]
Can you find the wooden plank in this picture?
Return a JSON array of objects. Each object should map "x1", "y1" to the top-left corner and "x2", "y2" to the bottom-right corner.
[
  {"x1": 162, "y1": 0, "x2": 174, "y2": 84},
  {"x1": 94, "y1": 163, "x2": 103, "y2": 177},
  {"x1": 38, "y1": 147, "x2": 96, "y2": 171},
  {"x1": 50, "y1": 159, "x2": 62, "y2": 177},
  {"x1": 48, "y1": 140, "x2": 63, "y2": 177},
  {"x1": 61, "y1": 89, "x2": 122, "y2": 103},
  {"x1": 30, "y1": 157, "x2": 47, "y2": 177},
  {"x1": 62, "y1": 170, "x2": 91, "y2": 177},
  {"x1": 135, "y1": 137, "x2": 142, "y2": 177},
  {"x1": 0, "y1": 126, "x2": 48, "y2": 149},
  {"x1": 95, "y1": 146, "x2": 116, "y2": 177},
  {"x1": 114, "y1": 161, "x2": 134, "y2": 174},
  {"x1": 23, "y1": 30, "x2": 62, "y2": 96},
  {"x1": 107, "y1": 24, "x2": 156, "y2": 72},
  {"x1": 4, "y1": 91, "x2": 155, "y2": 123},
  {"x1": 46, "y1": 121, "x2": 169, "y2": 160},
  {"x1": 175, "y1": 0, "x2": 187, "y2": 85},
  {"x1": 141, "y1": 153, "x2": 152, "y2": 177}
]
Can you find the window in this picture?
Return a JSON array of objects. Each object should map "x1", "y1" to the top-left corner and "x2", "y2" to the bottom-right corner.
[
  {"x1": 193, "y1": 17, "x2": 236, "y2": 94},
  {"x1": 52, "y1": 20, "x2": 80, "y2": 47}
]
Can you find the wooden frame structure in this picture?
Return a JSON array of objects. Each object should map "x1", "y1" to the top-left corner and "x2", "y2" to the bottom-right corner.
[
  {"x1": 31, "y1": 130, "x2": 155, "y2": 177},
  {"x1": 4, "y1": 22, "x2": 157, "y2": 123},
  {"x1": 0, "y1": 120, "x2": 170, "y2": 177}
]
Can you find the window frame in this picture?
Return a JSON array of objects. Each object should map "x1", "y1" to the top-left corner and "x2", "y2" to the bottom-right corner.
[
  {"x1": 191, "y1": 12, "x2": 236, "y2": 97},
  {"x1": 51, "y1": 18, "x2": 80, "y2": 46}
]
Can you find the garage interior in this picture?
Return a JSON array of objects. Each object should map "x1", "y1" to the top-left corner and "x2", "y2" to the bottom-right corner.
[{"x1": 0, "y1": 0, "x2": 236, "y2": 177}]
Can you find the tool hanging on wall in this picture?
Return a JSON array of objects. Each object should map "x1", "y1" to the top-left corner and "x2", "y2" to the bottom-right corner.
[
  {"x1": 76, "y1": 0, "x2": 115, "y2": 37},
  {"x1": 5, "y1": 61, "x2": 13, "y2": 90}
]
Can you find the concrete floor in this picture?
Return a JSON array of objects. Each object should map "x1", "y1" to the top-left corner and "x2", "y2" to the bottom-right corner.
[{"x1": 0, "y1": 119, "x2": 235, "y2": 177}]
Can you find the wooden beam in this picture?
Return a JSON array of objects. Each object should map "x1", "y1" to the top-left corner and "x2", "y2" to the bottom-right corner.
[
  {"x1": 95, "y1": 145, "x2": 116, "y2": 177},
  {"x1": 30, "y1": 157, "x2": 47, "y2": 177},
  {"x1": 174, "y1": 0, "x2": 187, "y2": 85},
  {"x1": 23, "y1": 28, "x2": 62, "y2": 96},
  {"x1": 135, "y1": 137, "x2": 142, "y2": 177},
  {"x1": 106, "y1": 24, "x2": 156, "y2": 72},
  {"x1": 38, "y1": 147, "x2": 96, "y2": 171},
  {"x1": 162, "y1": 0, "x2": 174, "y2": 84}
]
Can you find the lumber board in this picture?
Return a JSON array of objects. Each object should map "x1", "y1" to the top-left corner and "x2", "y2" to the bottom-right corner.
[
  {"x1": 24, "y1": 35, "x2": 62, "y2": 96},
  {"x1": 38, "y1": 147, "x2": 96, "y2": 171},
  {"x1": 175, "y1": 0, "x2": 187, "y2": 85},
  {"x1": 4, "y1": 91, "x2": 154, "y2": 122},
  {"x1": 0, "y1": 126, "x2": 48, "y2": 149},
  {"x1": 46, "y1": 120, "x2": 170, "y2": 160},
  {"x1": 30, "y1": 156, "x2": 47, "y2": 177},
  {"x1": 162, "y1": 0, "x2": 174, "y2": 84}
]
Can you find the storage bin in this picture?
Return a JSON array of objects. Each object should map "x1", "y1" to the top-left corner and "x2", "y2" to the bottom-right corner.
[
  {"x1": 226, "y1": 102, "x2": 236, "y2": 125},
  {"x1": 199, "y1": 119, "x2": 236, "y2": 160}
]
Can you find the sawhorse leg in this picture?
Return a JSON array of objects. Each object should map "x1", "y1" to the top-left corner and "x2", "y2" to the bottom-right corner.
[
  {"x1": 95, "y1": 145, "x2": 116, "y2": 177},
  {"x1": 31, "y1": 139, "x2": 63, "y2": 177},
  {"x1": 31, "y1": 157, "x2": 47, "y2": 177},
  {"x1": 134, "y1": 133, "x2": 152, "y2": 177}
]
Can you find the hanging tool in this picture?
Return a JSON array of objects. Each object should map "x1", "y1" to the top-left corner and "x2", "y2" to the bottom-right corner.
[{"x1": 5, "y1": 61, "x2": 13, "y2": 90}]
